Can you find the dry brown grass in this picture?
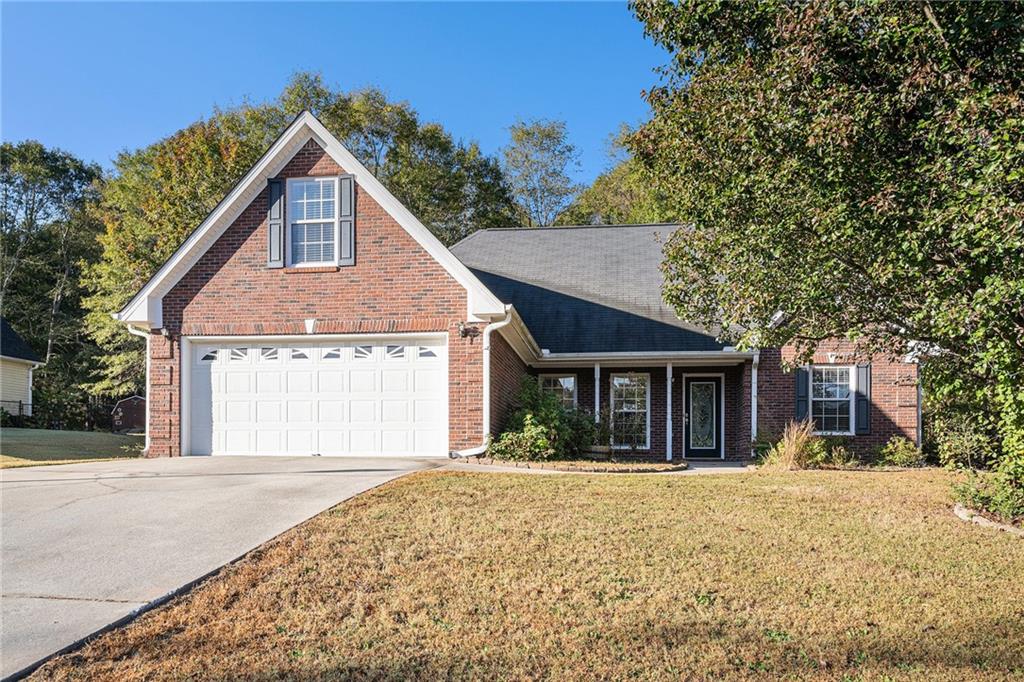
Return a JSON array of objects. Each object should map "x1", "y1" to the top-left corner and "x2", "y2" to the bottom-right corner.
[{"x1": 32, "y1": 469, "x2": 1024, "y2": 681}]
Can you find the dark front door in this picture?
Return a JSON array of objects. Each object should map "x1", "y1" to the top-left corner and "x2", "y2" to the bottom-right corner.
[{"x1": 684, "y1": 376, "x2": 723, "y2": 459}]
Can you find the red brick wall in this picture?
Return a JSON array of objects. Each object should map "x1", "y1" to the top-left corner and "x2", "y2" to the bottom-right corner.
[
  {"x1": 147, "y1": 139, "x2": 484, "y2": 456},
  {"x1": 489, "y1": 331, "x2": 529, "y2": 435},
  {"x1": 757, "y1": 341, "x2": 920, "y2": 454}
]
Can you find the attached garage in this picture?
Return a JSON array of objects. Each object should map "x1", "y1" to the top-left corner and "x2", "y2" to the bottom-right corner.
[{"x1": 184, "y1": 336, "x2": 448, "y2": 457}]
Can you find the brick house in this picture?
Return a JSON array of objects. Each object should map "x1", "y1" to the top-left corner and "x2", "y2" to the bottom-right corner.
[{"x1": 115, "y1": 111, "x2": 920, "y2": 460}]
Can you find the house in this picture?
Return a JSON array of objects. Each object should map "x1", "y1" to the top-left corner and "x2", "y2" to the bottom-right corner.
[
  {"x1": 114, "y1": 111, "x2": 920, "y2": 459},
  {"x1": 1, "y1": 317, "x2": 42, "y2": 417}
]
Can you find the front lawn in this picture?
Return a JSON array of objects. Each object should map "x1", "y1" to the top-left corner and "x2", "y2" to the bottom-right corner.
[
  {"x1": 0, "y1": 427, "x2": 143, "y2": 468},
  {"x1": 33, "y1": 469, "x2": 1024, "y2": 680}
]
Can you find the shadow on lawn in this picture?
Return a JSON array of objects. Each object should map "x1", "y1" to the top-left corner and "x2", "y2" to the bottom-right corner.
[{"x1": 225, "y1": 615, "x2": 1023, "y2": 680}]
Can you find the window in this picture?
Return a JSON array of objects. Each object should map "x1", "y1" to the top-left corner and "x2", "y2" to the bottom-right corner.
[
  {"x1": 199, "y1": 350, "x2": 218, "y2": 363},
  {"x1": 386, "y1": 345, "x2": 405, "y2": 360},
  {"x1": 610, "y1": 374, "x2": 650, "y2": 449},
  {"x1": 260, "y1": 347, "x2": 278, "y2": 361},
  {"x1": 287, "y1": 177, "x2": 338, "y2": 266},
  {"x1": 418, "y1": 347, "x2": 437, "y2": 359},
  {"x1": 811, "y1": 366, "x2": 854, "y2": 434},
  {"x1": 354, "y1": 345, "x2": 373, "y2": 360},
  {"x1": 290, "y1": 348, "x2": 309, "y2": 360},
  {"x1": 229, "y1": 348, "x2": 248, "y2": 362},
  {"x1": 322, "y1": 348, "x2": 343, "y2": 360},
  {"x1": 539, "y1": 374, "x2": 577, "y2": 408}
]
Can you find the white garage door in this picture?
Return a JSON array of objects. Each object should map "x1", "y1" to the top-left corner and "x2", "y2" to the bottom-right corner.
[{"x1": 188, "y1": 338, "x2": 448, "y2": 457}]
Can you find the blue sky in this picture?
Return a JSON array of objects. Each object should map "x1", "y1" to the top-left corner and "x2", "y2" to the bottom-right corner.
[{"x1": 2, "y1": 2, "x2": 667, "y2": 183}]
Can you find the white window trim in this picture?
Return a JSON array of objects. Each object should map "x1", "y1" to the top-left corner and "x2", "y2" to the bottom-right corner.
[
  {"x1": 285, "y1": 176, "x2": 341, "y2": 268},
  {"x1": 538, "y1": 373, "x2": 578, "y2": 408},
  {"x1": 609, "y1": 372, "x2": 651, "y2": 450},
  {"x1": 809, "y1": 364, "x2": 856, "y2": 436}
]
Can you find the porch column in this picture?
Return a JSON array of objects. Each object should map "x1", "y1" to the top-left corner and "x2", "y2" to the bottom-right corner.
[
  {"x1": 593, "y1": 363, "x2": 601, "y2": 422},
  {"x1": 666, "y1": 362, "x2": 673, "y2": 461}
]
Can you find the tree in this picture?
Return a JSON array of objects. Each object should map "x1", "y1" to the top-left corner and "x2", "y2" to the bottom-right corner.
[
  {"x1": 631, "y1": 1, "x2": 1024, "y2": 513},
  {"x1": 557, "y1": 126, "x2": 667, "y2": 226},
  {"x1": 82, "y1": 73, "x2": 517, "y2": 396},
  {"x1": 502, "y1": 119, "x2": 582, "y2": 226},
  {"x1": 1, "y1": 141, "x2": 105, "y2": 427}
]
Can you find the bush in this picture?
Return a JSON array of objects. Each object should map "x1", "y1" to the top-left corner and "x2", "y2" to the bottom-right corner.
[
  {"x1": 488, "y1": 414, "x2": 553, "y2": 461},
  {"x1": 760, "y1": 420, "x2": 819, "y2": 470},
  {"x1": 877, "y1": 436, "x2": 926, "y2": 468},
  {"x1": 489, "y1": 377, "x2": 596, "y2": 461},
  {"x1": 760, "y1": 422, "x2": 862, "y2": 469},
  {"x1": 954, "y1": 469, "x2": 1024, "y2": 525},
  {"x1": 928, "y1": 409, "x2": 998, "y2": 471}
]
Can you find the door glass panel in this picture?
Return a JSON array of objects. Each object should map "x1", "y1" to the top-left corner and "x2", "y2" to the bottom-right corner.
[{"x1": 690, "y1": 382, "x2": 715, "y2": 449}]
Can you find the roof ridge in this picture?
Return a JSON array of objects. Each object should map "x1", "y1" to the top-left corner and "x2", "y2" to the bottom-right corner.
[{"x1": 467, "y1": 223, "x2": 681, "y2": 233}]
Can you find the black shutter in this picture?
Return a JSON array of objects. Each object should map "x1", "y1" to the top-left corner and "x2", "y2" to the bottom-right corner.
[
  {"x1": 267, "y1": 179, "x2": 284, "y2": 268},
  {"x1": 794, "y1": 367, "x2": 809, "y2": 421},
  {"x1": 339, "y1": 175, "x2": 355, "y2": 266},
  {"x1": 855, "y1": 364, "x2": 871, "y2": 434}
]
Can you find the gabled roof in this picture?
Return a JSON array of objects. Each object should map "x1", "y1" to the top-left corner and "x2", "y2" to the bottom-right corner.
[
  {"x1": 115, "y1": 111, "x2": 505, "y2": 328},
  {"x1": 450, "y1": 225, "x2": 725, "y2": 354},
  {"x1": 1, "y1": 318, "x2": 41, "y2": 364}
]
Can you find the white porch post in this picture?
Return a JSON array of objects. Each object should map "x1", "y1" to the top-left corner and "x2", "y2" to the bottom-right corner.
[
  {"x1": 594, "y1": 363, "x2": 601, "y2": 422},
  {"x1": 666, "y1": 362, "x2": 673, "y2": 461},
  {"x1": 751, "y1": 351, "x2": 760, "y2": 454}
]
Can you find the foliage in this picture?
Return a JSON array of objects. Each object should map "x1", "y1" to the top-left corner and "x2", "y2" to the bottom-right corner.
[
  {"x1": 501, "y1": 118, "x2": 581, "y2": 226},
  {"x1": 487, "y1": 414, "x2": 553, "y2": 462},
  {"x1": 760, "y1": 420, "x2": 820, "y2": 470},
  {"x1": 760, "y1": 421, "x2": 861, "y2": 469},
  {"x1": 927, "y1": 400, "x2": 999, "y2": 471},
  {"x1": 0, "y1": 141, "x2": 108, "y2": 428},
  {"x1": 557, "y1": 126, "x2": 667, "y2": 226},
  {"x1": 82, "y1": 72, "x2": 518, "y2": 396},
  {"x1": 877, "y1": 436, "x2": 927, "y2": 468},
  {"x1": 631, "y1": 1, "x2": 1024, "y2": 514},
  {"x1": 955, "y1": 470, "x2": 1024, "y2": 524},
  {"x1": 490, "y1": 377, "x2": 596, "y2": 461}
]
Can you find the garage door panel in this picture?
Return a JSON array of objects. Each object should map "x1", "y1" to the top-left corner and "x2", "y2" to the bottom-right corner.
[
  {"x1": 189, "y1": 338, "x2": 447, "y2": 457},
  {"x1": 318, "y1": 370, "x2": 345, "y2": 392}
]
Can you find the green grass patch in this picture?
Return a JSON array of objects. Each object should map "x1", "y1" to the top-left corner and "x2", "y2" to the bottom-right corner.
[{"x1": 0, "y1": 427, "x2": 143, "y2": 468}]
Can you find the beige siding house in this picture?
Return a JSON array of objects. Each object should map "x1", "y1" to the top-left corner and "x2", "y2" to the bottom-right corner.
[{"x1": 1, "y1": 319, "x2": 42, "y2": 417}]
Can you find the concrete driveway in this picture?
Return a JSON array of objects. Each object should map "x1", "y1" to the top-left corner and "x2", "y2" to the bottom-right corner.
[{"x1": 0, "y1": 456, "x2": 438, "y2": 679}]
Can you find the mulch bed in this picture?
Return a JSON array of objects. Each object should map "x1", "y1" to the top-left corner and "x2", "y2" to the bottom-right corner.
[{"x1": 466, "y1": 456, "x2": 688, "y2": 473}]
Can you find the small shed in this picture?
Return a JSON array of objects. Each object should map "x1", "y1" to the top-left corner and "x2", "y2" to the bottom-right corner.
[{"x1": 112, "y1": 395, "x2": 145, "y2": 432}]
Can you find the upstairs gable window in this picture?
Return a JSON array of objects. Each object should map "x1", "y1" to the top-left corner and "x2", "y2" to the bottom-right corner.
[{"x1": 287, "y1": 177, "x2": 338, "y2": 266}]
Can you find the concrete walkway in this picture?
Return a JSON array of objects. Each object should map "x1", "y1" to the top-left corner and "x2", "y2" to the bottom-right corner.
[{"x1": 0, "y1": 456, "x2": 438, "y2": 679}]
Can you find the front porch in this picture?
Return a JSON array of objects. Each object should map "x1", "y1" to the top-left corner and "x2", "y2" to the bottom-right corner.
[{"x1": 532, "y1": 359, "x2": 754, "y2": 461}]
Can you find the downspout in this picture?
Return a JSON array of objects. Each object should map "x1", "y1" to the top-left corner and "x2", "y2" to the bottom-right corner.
[
  {"x1": 125, "y1": 325, "x2": 151, "y2": 453},
  {"x1": 449, "y1": 305, "x2": 514, "y2": 458},
  {"x1": 750, "y1": 350, "x2": 760, "y2": 457}
]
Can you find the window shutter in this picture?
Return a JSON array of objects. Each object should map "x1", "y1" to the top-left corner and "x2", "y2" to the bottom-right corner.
[
  {"x1": 339, "y1": 175, "x2": 355, "y2": 266},
  {"x1": 794, "y1": 367, "x2": 809, "y2": 421},
  {"x1": 267, "y1": 179, "x2": 284, "y2": 268},
  {"x1": 855, "y1": 364, "x2": 871, "y2": 435}
]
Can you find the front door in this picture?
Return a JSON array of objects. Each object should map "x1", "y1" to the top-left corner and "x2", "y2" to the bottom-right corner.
[{"x1": 684, "y1": 376, "x2": 723, "y2": 459}]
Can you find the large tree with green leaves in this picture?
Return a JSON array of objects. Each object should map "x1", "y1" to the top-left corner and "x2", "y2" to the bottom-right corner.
[
  {"x1": 632, "y1": 1, "x2": 1024, "y2": 515},
  {"x1": 557, "y1": 126, "x2": 667, "y2": 226},
  {"x1": 1, "y1": 141, "x2": 105, "y2": 426},
  {"x1": 502, "y1": 119, "x2": 582, "y2": 226},
  {"x1": 83, "y1": 73, "x2": 517, "y2": 396}
]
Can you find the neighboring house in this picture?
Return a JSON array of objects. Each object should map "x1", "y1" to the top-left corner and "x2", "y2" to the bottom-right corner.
[
  {"x1": 114, "y1": 111, "x2": 920, "y2": 460},
  {"x1": 1, "y1": 318, "x2": 43, "y2": 417}
]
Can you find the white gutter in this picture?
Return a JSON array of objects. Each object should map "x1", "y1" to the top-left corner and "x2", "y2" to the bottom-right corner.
[
  {"x1": 125, "y1": 325, "x2": 152, "y2": 453},
  {"x1": 449, "y1": 305, "x2": 514, "y2": 458},
  {"x1": 536, "y1": 350, "x2": 755, "y2": 361},
  {"x1": 751, "y1": 350, "x2": 760, "y2": 455}
]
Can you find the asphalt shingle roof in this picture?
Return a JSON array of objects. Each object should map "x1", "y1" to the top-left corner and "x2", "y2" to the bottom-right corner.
[
  {"x1": 1, "y1": 318, "x2": 41, "y2": 363},
  {"x1": 450, "y1": 225, "x2": 724, "y2": 354}
]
